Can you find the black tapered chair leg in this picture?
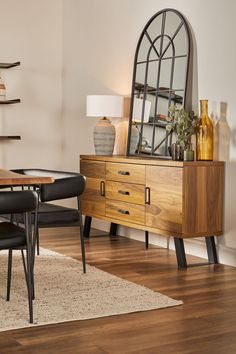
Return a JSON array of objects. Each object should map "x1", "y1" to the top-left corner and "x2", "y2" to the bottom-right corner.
[
  {"x1": 6, "y1": 249, "x2": 13, "y2": 301},
  {"x1": 79, "y1": 223, "x2": 86, "y2": 274},
  {"x1": 36, "y1": 229, "x2": 40, "y2": 256},
  {"x1": 25, "y1": 212, "x2": 34, "y2": 323},
  {"x1": 21, "y1": 250, "x2": 35, "y2": 300},
  {"x1": 83, "y1": 216, "x2": 92, "y2": 238},
  {"x1": 33, "y1": 188, "x2": 40, "y2": 257},
  {"x1": 21, "y1": 249, "x2": 27, "y2": 280},
  {"x1": 26, "y1": 249, "x2": 33, "y2": 323},
  {"x1": 77, "y1": 197, "x2": 86, "y2": 273}
]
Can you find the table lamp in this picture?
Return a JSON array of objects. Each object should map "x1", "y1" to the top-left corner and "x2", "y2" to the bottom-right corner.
[{"x1": 87, "y1": 95, "x2": 124, "y2": 155}]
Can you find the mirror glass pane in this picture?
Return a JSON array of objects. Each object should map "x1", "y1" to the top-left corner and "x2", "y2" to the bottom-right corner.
[{"x1": 146, "y1": 14, "x2": 163, "y2": 44}]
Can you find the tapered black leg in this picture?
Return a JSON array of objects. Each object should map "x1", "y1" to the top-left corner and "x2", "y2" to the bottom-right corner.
[
  {"x1": 174, "y1": 237, "x2": 187, "y2": 268},
  {"x1": 145, "y1": 231, "x2": 149, "y2": 249},
  {"x1": 6, "y1": 249, "x2": 12, "y2": 301},
  {"x1": 25, "y1": 212, "x2": 33, "y2": 323},
  {"x1": 83, "y1": 216, "x2": 92, "y2": 238},
  {"x1": 33, "y1": 188, "x2": 40, "y2": 256},
  {"x1": 77, "y1": 198, "x2": 86, "y2": 273},
  {"x1": 21, "y1": 250, "x2": 27, "y2": 283},
  {"x1": 109, "y1": 223, "x2": 118, "y2": 236},
  {"x1": 21, "y1": 249, "x2": 35, "y2": 300},
  {"x1": 205, "y1": 236, "x2": 218, "y2": 264},
  {"x1": 36, "y1": 229, "x2": 40, "y2": 256}
]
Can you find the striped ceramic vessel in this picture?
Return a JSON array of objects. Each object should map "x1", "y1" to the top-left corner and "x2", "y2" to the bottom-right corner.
[{"x1": 94, "y1": 117, "x2": 116, "y2": 155}]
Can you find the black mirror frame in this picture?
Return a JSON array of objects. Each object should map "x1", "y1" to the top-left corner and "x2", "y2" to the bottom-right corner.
[{"x1": 127, "y1": 8, "x2": 192, "y2": 158}]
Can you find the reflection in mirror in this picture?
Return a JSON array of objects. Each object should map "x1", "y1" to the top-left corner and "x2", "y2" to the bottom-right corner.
[{"x1": 127, "y1": 9, "x2": 191, "y2": 157}]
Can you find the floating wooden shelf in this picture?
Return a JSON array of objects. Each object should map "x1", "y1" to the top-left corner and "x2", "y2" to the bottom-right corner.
[
  {"x1": 134, "y1": 82, "x2": 184, "y2": 104},
  {"x1": 0, "y1": 136, "x2": 21, "y2": 140},
  {"x1": 0, "y1": 61, "x2": 21, "y2": 141},
  {"x1": 0, "y1": 61, "x2": 20, "y2": 69},
  {"x1": 0, "y1": 99, "x2": 21, "y2": 104}
]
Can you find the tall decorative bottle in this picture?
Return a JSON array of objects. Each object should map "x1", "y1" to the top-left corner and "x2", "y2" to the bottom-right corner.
[{"x1": 197, "y1": 99, "x2": 213, "y2": 160}]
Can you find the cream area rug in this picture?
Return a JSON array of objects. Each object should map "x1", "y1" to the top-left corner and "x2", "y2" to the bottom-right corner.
[{"x1": 0, "y1": 248, "x2": 182, "y2": 332}]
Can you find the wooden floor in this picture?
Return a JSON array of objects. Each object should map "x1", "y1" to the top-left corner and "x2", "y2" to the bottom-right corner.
[{"x1": 1, "y1": 228, "x2": 236, "y2": 354}]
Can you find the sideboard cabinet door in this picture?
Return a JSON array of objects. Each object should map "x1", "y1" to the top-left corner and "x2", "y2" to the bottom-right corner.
[
  {"x1": 80, "y1": 160, "x2": 106, "y2": 216},
  {"x1": 145, "y1": 166, "x2": 183, "y2": 234}
]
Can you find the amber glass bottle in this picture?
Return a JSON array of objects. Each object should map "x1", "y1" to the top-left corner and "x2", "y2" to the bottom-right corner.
[{"x1": 197, "y1": 100, "x2": 213, "y2": 160}]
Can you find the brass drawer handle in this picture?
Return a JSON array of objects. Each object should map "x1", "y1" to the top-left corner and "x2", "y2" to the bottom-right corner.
[
  {"x1": 145, "y1": 187, "x2": 150, "y2": 204},
  {"x1": 118, "y1": 171, "x2": 130, "y2": 176},
  {"x1": 100, "y1": 181, "x2": 105, "y2": 197},
  {"x1": 118, "y1": 209, "x2": 130, "y2": 215},
  {"x1": 118, "y1": 190, "x2": 130, "y2": 195}
]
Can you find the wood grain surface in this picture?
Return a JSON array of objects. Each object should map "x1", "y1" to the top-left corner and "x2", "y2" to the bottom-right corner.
[
  {"x1": 0, "y1": 169, "x2": 54, "y2": 185},
  {"x1": 1, "y1": 227, "x2": 235, "y2": 354},
  {"x1": 80, "y1": 156, "x2": 225, "y2": 238},
  {"x1": 81, "y1": 177, "x2": 105, "y2": 216},
  {"x1": 81, "y1": 155, "x2": 224, "y2": 167},
  {"x1": 146, "y1": 166, "x2": 183, "y2": 233},
  {"x1": 106, "y1": 200, "x2": 145, "y2": 225},
  {"x1": 106, "y1": 162, "x2": 145, "y2": 184},
  {"x1": 80, "y1": 160, "x2": 105, "y2": 179},
  {"x1": 183, "y1": 165, "x2": 224, "y2": 236},
  {"x1": 106, "y1": 180, "x2": 145, "y2": 205}
]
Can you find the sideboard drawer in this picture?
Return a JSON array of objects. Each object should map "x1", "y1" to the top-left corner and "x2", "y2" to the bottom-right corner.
[
  {"x1": 81, "y1": 177, "x2": 105, "y2": 216},
  {"x1": 106, "y1": 200, "x2": 145, "y2": 225},
  {"x1": 80, "y1": 160, "x2": 105, "y2": 179},
  {"x1": 106, "y1": 181, "x2": 145, "y2": 205},
  {"x1": 106, "y1": 163, "x2": 145, "y2": 184}
]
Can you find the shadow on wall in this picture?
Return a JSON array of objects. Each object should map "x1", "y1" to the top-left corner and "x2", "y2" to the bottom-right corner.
[
  {"x1": 231, "y1": 120, "x2": 236, "y2": 151},
  {"x1": 210, "y1": 102, "x2": 236, "y2": 248},
  {"x1": 212, "y1": 102, "x2": 231, "y2": 161}
]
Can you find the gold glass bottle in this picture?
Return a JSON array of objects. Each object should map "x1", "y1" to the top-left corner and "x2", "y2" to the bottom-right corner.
[{"x1": 197, "y1": 100, "x2": 213, "y2": 160}]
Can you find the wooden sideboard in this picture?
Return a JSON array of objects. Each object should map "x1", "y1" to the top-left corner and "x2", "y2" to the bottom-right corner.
[{"x1": 80, "y1": 155, "x2": 225, "y2": 267}]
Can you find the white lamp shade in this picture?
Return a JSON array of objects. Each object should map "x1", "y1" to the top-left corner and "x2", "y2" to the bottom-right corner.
[
  {"x1": 87, "y1": 95, "x2": 124, "y2": 118},
  {"x1": 132, "y1": 98, "x2": 151, "y2": 123}
]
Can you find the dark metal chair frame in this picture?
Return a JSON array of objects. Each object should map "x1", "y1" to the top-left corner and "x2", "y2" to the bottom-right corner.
[
  {"x1": 12, "y1": 169, "x2": 86, "y2": 273},
  {"x1": 0, "y1": 190, "x2": 37, "y2": 323}
]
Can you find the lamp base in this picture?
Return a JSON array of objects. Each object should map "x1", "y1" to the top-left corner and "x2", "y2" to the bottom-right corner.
[{"x1": 94, "y1": 117, "x2": 116, "y2": 155}]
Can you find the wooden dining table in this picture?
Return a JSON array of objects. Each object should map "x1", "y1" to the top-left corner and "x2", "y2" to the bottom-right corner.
[{"x1": 0, "y1": 169, "x2": 54, "y2": 186}]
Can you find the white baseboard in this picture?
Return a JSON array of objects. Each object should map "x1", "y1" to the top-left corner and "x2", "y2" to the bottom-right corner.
[{"x1": 92, "y1": 219, "x2": 236, "y2": 267}]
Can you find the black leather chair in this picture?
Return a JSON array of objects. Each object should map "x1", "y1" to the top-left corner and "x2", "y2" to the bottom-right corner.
[
  {"x1": 0, "y1": 190, "x2": 37, "y2": 323},
  {"x1": 11, "y1": 169, "x2": 86, "y2": 273}
]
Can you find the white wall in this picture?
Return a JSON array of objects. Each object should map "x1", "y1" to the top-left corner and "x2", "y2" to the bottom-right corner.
[
  {"x1": 62, "y1": 0, "x2": 236, "y2": 266},
  {"x1": 0, "y1": 0, "x2": 63, "y2": 170}
]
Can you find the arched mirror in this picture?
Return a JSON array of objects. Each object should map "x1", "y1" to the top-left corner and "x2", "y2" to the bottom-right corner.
[{"x1": 127, "y1": 9, "x2": 191, "y2": 157}]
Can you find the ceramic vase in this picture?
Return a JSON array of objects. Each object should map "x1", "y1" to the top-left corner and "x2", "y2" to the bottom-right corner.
[{"x1": 94, "y1": 117, "x2": 116, "y2": 155}]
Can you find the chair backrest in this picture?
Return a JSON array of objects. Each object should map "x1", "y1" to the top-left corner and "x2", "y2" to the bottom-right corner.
[
  {"x1": 12, "y1": 169, "x2": 86, "y2": 202},
  {"x1": 0, "y1": 191, "x2": 37, "y2": 214}
]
